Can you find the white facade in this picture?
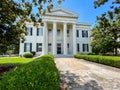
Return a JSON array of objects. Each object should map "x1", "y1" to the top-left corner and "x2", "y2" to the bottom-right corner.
[{"x1": 19, "y1": 7, "x2": 92, "y2": 56}]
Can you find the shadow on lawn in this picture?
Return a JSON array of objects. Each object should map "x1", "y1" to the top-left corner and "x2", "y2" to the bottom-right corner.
[
  {"x1": 60, "y1": 71, "x2": 103, "y2": 90},
  {"x1": 0, "y1": 65, "x2": 16, "y2": 79}
]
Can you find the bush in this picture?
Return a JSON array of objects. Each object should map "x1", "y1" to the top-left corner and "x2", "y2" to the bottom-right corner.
[
  {"x1": 23, "y1": 52, "x2": 33, "y2": 58},
  {"x1": 87, "y1": 52, "x2": 96, "y2": 55},
  {"x1": 74, "y1": 54, "x2": 120, "y2": 68},
  {"x1": 31, "y1": 51, "x2": 36, "y2": 56},
  {"x1": 0, "y1": 54, "x2": 59, "y2": 90}
]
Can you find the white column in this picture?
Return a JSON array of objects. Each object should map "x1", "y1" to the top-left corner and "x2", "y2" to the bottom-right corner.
[
  {"x1": 42, "y1": 22, "x2": 46, "y2": 55},
  {"x1": 52, "y1": 22, "x2": 57, "y2": 55},
  {"x1": 63, "y1": 22, "x2": 67, "y2": 55},
  {"x1": 72, "y1": 23, "x2": 77, "y2": 54},
  {"x1": 32, "y1": 26, "x2": 36, "y2": 52},
  {"x1": 44, "y1": 22, "x2": 48, "y2": 54}
]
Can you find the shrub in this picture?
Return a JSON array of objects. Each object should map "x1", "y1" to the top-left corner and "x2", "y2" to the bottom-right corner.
[
  {"x1": 23, "y1": 52, "x2": 33, "y2": 58},
  {"x1": 0, "y1": 54, "x2": 59, "y2": 90},
  {"x1": 41, "y1": 54, "x2": 54, "y2": 60},
  {"x1": 74, "y1": 54, "x2": 120, "y2": 68},
  {"x1": 87, "y1": 52, "x2": 96, "y2": 55},
  {"x1": 30, "y1": 51, "x2": 36, "y2": 56}
]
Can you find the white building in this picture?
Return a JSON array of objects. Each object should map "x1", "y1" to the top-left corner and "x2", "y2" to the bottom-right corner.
[{"x1": 19, "y1": 7, "x2": 92, "y2": 56}]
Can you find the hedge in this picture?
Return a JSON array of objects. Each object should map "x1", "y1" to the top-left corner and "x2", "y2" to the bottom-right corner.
[
  {"x1": 74, "y1": 54, "x2": 120, "y2": 68},
  {"x1": 23, "y1": 52, "x2": 33, "y2": 58},
  {"x1": 0, "y1": 54, "x2": 59, "y2": 90}
]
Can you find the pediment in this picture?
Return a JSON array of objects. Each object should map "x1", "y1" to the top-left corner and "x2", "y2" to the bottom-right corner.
[{"x1": 45, "y1": 7, "x2": 79, "y2": 18}]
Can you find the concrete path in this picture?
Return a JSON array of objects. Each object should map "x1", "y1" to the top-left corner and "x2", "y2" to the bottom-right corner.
[{"x1": 55, "y1": 58, "x2": 120, "y2": 90}]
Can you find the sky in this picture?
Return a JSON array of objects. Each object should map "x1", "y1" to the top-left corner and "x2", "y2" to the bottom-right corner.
[{"x1": 53, "y1": 0, "x2": 112, "y2": 27}]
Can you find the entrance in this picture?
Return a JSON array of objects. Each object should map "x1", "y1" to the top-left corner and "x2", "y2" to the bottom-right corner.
[{"x1": 57, "y1": 43, "x2": 61, "y2": 54}]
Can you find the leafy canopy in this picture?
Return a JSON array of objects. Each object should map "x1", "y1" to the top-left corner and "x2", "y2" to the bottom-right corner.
[
  {"x1": 92, "y1": 0, "x2": 120, "y2": 55},
  {"x1": 0, "y1": 0, "x2": 63, "y2": 54}
]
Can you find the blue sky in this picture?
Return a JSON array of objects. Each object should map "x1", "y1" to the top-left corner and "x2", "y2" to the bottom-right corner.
[{"x1": 53, "y1": 0, "x2": 112, "y2": 27}]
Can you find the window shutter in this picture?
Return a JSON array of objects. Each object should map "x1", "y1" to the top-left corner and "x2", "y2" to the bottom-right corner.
[
  {"x1": 37, "y1": 28, "x2": 39, "y2": 36},
  {"x1": 24, "y1": 43, "x2": 26, "y2": 52},
  {"x1": 83, "y1": 44, "x2": 85, "y2": 52},
  {"x1": 31, "y1": 28, "x2": 32, "y2": 36},
  {"x1": 87, "y1": 44, "x2": 89, "y2": 52},
  {"x1": 30, "y1": 43, "x2": 32, "y2": 52},
  {"x1": 86, "y1": 31, "x2": 88, "y2": 37},
  {"x1": 36, "y1": 43, "x2": 38, "y2": 52},
  {"x1": 41, "y1": 43, "x2": 42, "y2": 51},
  {"x1": 76, "y1": 30, "x2": 79, "y2": 37},
  {"x1": 77, "y1": 44, "x2": 79, "y2": 52},
  {"x1": 82, "y1": 30, "x2": 84, "y2": 37}
]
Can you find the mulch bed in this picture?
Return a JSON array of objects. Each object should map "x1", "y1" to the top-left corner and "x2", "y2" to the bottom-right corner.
[{"x1": 0, "y1": 65, "x2": 16, "y2": 77}]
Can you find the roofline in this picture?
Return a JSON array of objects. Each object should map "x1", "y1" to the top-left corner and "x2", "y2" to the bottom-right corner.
[
  {"x1": 51, "y1": 7, "x2": 79, "y2": 16},
  {"x1": 45, "y1": 7, "x2": 79, "y2": 18},
  {"x1": 44, "y1": 14, "x2": 79, "y2": 18},
  {"x1": 76, "y1": 22, "x2": 91, "y2": 26}
]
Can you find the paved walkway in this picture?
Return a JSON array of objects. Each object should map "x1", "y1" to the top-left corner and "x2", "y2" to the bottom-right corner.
[{"x1": 55, "y1": 58, "x2": 120, "y2": 90}]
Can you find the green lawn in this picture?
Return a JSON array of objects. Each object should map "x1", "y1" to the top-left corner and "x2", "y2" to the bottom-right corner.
[{"x1": 0, "y1": 57, "x2": 33, "y2": 65}]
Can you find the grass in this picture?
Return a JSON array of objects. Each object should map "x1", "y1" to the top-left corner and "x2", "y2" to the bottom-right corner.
[
  {"x1": 0, "y1": 57, "x2": 33, "y2": 65},
  {"x1": 74, "y1": 54, "x2": 120, "y2": 68},
  {"x1": 0, "y1": 54, "x2": 59, "y2": 90}
]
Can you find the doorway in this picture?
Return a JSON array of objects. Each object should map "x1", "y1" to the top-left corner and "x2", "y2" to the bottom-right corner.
[{"x1": 57, "y1": 43, "x2": 61, "y2": 54}]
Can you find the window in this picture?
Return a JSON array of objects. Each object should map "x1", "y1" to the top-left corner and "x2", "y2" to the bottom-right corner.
[
  {"x1": 36, "y1": 43, "x2": 42, "y2": 52},
  {"x1": 26, "y1": 27, "x2": 32, "y2": 36},
  {"x1": 82, "y1": 30, "x2": 88, "y2": 38},
  {"x1": 37, "y1": 28, "x2": 43, "y2": 36},
  {"x1": 24, "y1": 43, "x2": 32, "y2": 52},
  {"x1": 76, "y1": 30, "x2": 79, "y2": 37},
  {"x1": 83, "y1": 44, "x2": 89, "y2": 52},
  {"x1": 67, "y1": 30, "x2": 69, "y2": 37},
  {"x1": 57, "y1": 29, "x2": 60, "y2": 36},
  {"x1": 77, "y1": 43, "x2": 80, "y2": 52}
]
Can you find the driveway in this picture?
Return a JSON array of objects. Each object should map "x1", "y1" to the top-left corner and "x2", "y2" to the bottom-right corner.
[{"x1": 55, "y1": 58, "x2": 120, "y2": 90}]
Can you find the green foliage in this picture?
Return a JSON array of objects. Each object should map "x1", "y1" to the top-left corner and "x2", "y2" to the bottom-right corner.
[
  {"x1": 23, "y1": 53, "x2": 33, "y2": 58},
  {"x1": 0, "y1": 45, "x2": 7, "y2": 54},
  {"x1": 0, "y1": 44, "x2": 19, "y2": 54},
  {"x1": 74, "y1": 54, "x2": 120, "y2": 68},
  {"x1": 91, "y1": 25, "x2": 116, "y2": 54},
  {"x1": 0, "y1": 55, "x2": 59, "y2": 90},
  {"x1": 0, "y1": 0, "x2": 63, "y2": 52},
  {"x1": 92, "y1": 0, "x2": 120, "y2": 55},
  {"x1": 87, "y1": 52, "x2": 96, "y2": 55},
  {"x1": 41, "y1": 54, "x2": 54, "y2": 60}
]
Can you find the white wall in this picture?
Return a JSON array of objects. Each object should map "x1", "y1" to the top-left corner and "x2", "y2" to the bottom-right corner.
[
  {"x1": 76, "y1": 24, "x2": 92, "y2": 54},
  {"x1": 19, "y1": 23, "x2": 44, "y2": 55}
]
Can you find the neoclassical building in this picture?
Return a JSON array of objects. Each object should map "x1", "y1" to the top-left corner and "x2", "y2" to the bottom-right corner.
[{"x1": 19, "y1": 7, "x2": 92, "y2": 56}]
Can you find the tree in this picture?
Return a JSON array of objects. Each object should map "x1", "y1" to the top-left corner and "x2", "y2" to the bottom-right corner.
[
  {"x1": 0, "y1": 0, "x2": 62, "y2": 54},
  {"x1": 92, "y1": 0, "x2": 120, "y2": 55},
  {"x1": 91, "y1": 25, "x2": 116, "y2": 55}
]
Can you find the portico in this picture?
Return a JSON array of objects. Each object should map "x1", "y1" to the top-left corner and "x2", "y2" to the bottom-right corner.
[{"x1": 43, "y1": 21, "x2": 76, "y2": 55}]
